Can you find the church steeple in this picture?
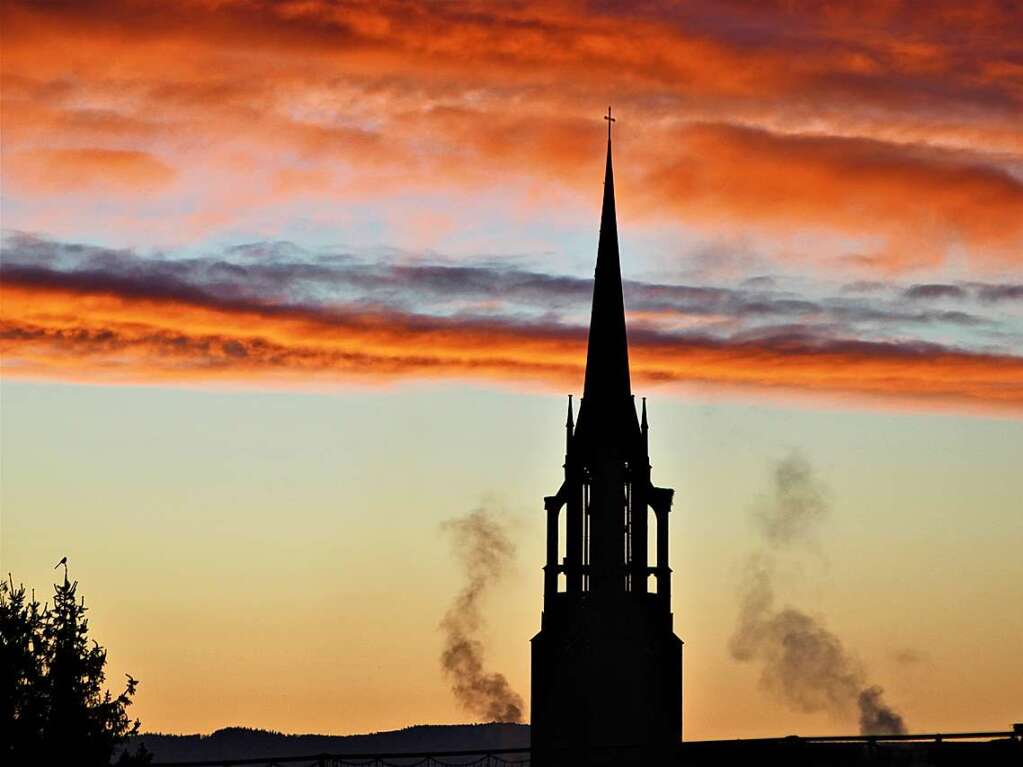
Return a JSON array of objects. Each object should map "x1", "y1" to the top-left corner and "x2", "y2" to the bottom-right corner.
[
  {"x1": 582, "y1": 107, "x2": 632, "y2": 409},
  {"x1": 532, "y1": 110, "x2": 682, "y2": 760}
]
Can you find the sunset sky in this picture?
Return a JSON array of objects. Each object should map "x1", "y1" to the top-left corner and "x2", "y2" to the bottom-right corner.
[{"x1": 2, "y1": 0, "x2": 1022, "y2": 740}]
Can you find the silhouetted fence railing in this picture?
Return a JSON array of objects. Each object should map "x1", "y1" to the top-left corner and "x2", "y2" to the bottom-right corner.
[
  {"x1": 150, "y1": 728, "x2": 1022, "y2": 767},
  {"x1": 670, "y1": 729, "x2": 1021, "y2": 767}
]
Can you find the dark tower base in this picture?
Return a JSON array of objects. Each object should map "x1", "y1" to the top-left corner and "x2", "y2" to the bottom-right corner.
[{"x1": 531, "y1": 593, "x2": 682, "y2": 766}]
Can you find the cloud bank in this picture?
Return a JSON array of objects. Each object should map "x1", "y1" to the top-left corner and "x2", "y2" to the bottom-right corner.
[
  {"x1": 3, "y1": 235, "x2": 1021, "y2": 413},
  {"x1": 3, "y1": 0, "x2": 1022, "y2": 272}
]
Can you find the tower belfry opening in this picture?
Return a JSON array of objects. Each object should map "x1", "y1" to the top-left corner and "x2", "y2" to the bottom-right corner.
[{"x1": 531, "y1": 108, "x2": 682, "y2": 764}]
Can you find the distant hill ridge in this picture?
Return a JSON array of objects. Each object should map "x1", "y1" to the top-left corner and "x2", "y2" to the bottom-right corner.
[{"x1": 132, "y1": 723, "x2": 530, "y2": 762}]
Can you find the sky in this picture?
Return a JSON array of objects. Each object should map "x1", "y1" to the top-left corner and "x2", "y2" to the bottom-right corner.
[{"x1": 1, "y1": 0, "x2": 1022, "y2": 740}]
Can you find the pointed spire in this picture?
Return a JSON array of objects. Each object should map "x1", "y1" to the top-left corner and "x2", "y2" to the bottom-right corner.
[
  {"x1": 641, "y1": 397, "x2": 648, "y2": 432},
  {"x1": 582, "y1": 106, "x2": 632, "y2": 409}
]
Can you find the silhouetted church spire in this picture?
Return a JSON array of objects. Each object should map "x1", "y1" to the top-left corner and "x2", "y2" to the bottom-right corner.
[
  {"x1": 582, "y1": 107, "x2": 632, "y2": 412},
  {"x1": 532, "y1": 108, "x2": 682, "y2": 764}
]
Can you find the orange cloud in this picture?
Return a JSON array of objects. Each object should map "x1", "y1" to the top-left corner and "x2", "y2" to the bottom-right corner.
[
  {"x1": 6, "y1": 148, "x2": 176, "y2": 193},
  {"x1": 2, "y1": 0, "x2": 1021, "y2": 270},
  {"x1": 0, "y1": 0, "x2": 1018, "y2": 280},
  {"x1": 4, "y1": 1, "x2": 1017, "y2": 107},
  {"x1": 3, "y1": 273, "x2": 1020, "y2": 413},
  {"x1": 638, "y1": 123, "x2": 1023, "y2": 271}
]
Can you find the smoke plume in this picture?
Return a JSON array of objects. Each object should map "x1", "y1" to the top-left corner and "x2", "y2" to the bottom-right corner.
[
  {"x1": 439, "y1": 506, "x2": 524, "y2": 723},
  {"x1": 859, "y1": 686, "x2": 907, "y2": 735},
  {"x1": 730, "y1": 453, "x2": 907, "y2": 735}
]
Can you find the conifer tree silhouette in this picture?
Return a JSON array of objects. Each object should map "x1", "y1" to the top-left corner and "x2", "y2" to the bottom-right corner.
[{"x1": 1, "y1": 569, "x2": 151, "y2": 765}]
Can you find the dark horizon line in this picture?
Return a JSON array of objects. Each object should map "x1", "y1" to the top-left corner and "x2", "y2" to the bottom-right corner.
[{"x1": 144, "y1": 728, "x2": 1023, "y2": 767}]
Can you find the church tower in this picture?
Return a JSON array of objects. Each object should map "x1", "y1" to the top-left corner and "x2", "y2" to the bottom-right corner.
[{"x1": 530, "y1": 110, "x2": 682, "y2": 764}]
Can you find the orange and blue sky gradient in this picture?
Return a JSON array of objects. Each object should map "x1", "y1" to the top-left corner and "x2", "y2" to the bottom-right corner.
[{"x1": 1, "y1": 0, "x2": 1022, "y2": 740}]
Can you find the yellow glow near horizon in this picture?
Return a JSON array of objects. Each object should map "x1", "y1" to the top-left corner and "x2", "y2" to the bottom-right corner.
[{"x1": 3, "y1": 382, "x2": 1021, "y2": 738}]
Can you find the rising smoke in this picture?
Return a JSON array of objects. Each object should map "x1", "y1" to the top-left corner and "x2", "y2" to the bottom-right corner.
[
  {"x1": 439, "y1": 506, "x2": 524, "y2": 723},
  {"x1": 730, "y1": 452, "x2": 907, "y2": 735}
]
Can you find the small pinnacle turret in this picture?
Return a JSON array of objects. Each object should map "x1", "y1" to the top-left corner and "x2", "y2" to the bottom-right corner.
[{"x1": 565, "y1": 395, "x2": 574, "y2": 454}]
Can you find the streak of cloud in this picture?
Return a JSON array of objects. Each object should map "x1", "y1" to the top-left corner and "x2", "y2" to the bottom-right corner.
[
  {"x1": 642, "y1": 123, "x2": 1023, "y2": 271},
  {"x1": 2, "y1": 235, "x2": 1022, "y2": 412}
]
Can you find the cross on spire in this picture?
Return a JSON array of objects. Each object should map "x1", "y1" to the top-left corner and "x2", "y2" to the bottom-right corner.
[{"x1": 604, "y1": 105, "x2": 615, "y2": 141}]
